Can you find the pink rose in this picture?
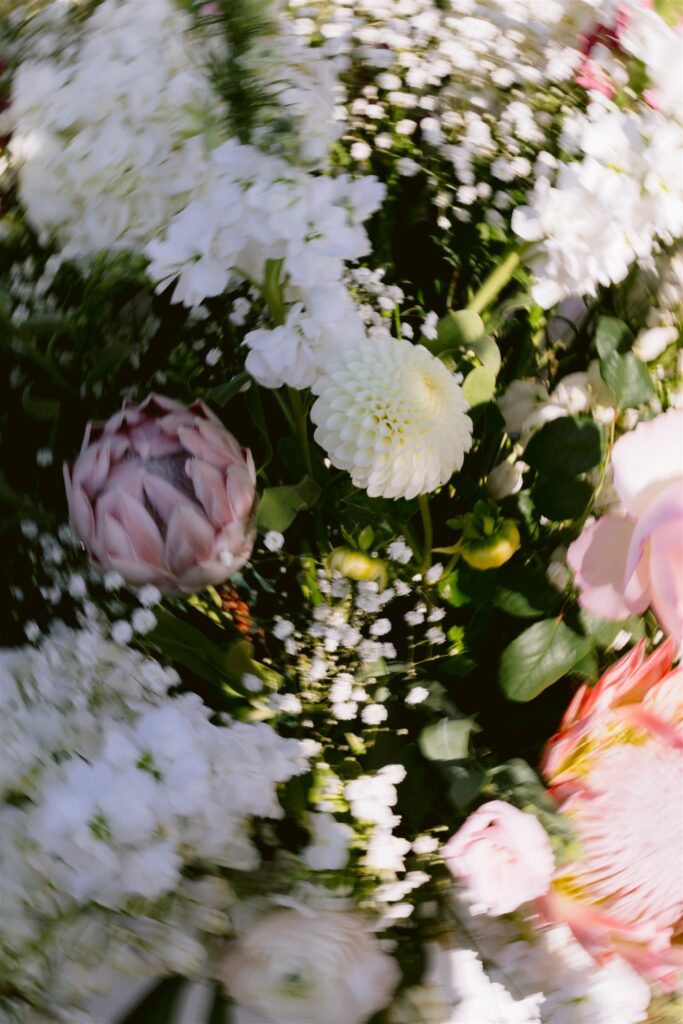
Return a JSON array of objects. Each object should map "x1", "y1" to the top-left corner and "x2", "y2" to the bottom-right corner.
[
  {"x1": 568, "y1": 409, "x2": 683, "y2": 646},
  {"x1": 443, "y1": 800, "x2": 554, "y2": 916}
]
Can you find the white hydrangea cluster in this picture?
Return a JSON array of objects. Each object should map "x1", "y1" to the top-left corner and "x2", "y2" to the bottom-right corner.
[
  {"x1": 145, "y1": 136, "x2": 384, "y2": 387},
  {"x1": 513, "y1": 100, "x2": 683, "y2": 307},
  {"x1": 8, "y1": 0, "x2": 221, "y2": 257},
  {"x1": 311, "y1": 336, "x2": 472, "y2": 500},
  {"x1": 0, "y1": 622, "x2": 308, "y2": 1021}
]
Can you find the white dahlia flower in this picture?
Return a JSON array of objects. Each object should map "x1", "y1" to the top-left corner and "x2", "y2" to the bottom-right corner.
[{"x1": 311, "y1": 337, "x2": 472, "y2": 500}]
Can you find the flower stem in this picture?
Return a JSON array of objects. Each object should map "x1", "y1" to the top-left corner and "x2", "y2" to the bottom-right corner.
[
  {"x1": 466, "y1": 247, "x2": 524, "y2": 316},
  {"x1": 418, "y1": 494, "x2": 433, "y2": 574},
  {"x1": 287, "y1": 386, "x2": 314, "y2": 480}
]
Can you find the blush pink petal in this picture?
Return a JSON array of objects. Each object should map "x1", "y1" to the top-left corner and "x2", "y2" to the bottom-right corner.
[
  {"x1": 165, "y1": 503, "x2": 216, "y2": 576},
  {"x1": 568, "y1": 514, "x2": 644, "y2": 620},
  {"x1": 648, "y1": 517, "x2": 683, "y2": 646},
  {"x1": 611, "y1": 409, "x2": 683, "y2": 516}
]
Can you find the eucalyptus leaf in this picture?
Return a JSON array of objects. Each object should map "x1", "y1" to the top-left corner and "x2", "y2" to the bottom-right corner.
[
  {"x1": 499, "y1": 618, "x2": 591, "y2": 701},
  {"x1": 419, "y1": 717, "x2": 479, "y2": 762},
  {"x1": 530, "y1": 475, "x2": 593, "y2": 521},
  {"x1": 524, "y1": 416, "x2": 604, "y2": 477},
  {"x1": 600, "y1": 351, "x2": 654, "y2": 409},
  {"x1": 594, "y1": 315, "x2": 633, "y2": 359},
  {"x1": 256, "y1": 476, "x2": 320, "y2": 532},
  {"x1": 462, "y1": 365, "x2": 496, "y2": 406}
]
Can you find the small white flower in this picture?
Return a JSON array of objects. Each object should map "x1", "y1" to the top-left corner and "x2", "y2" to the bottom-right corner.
[
  {"x1": 361, "y1": 703, "x2": 388, "y2": 725},
  {"x1": 273, "y1": 618, "x2": 295, "y2": 640},
  {"x1": 24, "y1": 620, "x2": 41, "y2": 643},
  {"x1": 131, "y1": 609, "x2": 157, "y2": 635},
  {"x1": 67, "y1": 574, "x2": 87, "y2": 599},
  {"x1": 242, "y1": 673, "x2": 263, "y2": 693},
  {"x1": 370, "y1": 618, "x2": 392, "y2": 637},
  {"x1": 387, "y1": 538, "x2": 413, "y2": 564},
  {"x1": 263, "y1": 530, "x2": 285, "y2": 553},
  {"x1": 205, "y1": 347, "x2": 221, "y2": 366},
  {"x1": 137, "y1": 584, "x2": 161, "y2": 607},
  {"x1": 406, "y1": 686, "x2": 429, "y2": 705},
  {"x1": 350, "y1": 141, "x2": 372, "y2": 161},
  {"x1": 425, "y1": 563, "x2": 444, "y2": 584},
  {"x1": 112, "y1": 620, "x2": 134, "y2": 644}
]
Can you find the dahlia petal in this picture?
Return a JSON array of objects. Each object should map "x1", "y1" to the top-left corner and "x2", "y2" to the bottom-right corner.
[
  {"x1": 568, "y1": 515, "x2": 641, "y2": 620},
  {"x1": 612, "y1": 408, "x2": 683, "y2": 515},
  {"x1": 165, "y1": 503, "x2": 215, "y2": 576}
]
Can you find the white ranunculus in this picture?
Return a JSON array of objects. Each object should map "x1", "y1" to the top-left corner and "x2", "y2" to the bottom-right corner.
[
  {"x1": 311, "y1": 336, "x2": 472, "y2": 500},
  {"x1": 221, "y1": 907, "x2": 400, "y2": 1024}
]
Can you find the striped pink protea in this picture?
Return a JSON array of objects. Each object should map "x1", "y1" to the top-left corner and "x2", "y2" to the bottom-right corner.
[{"x1": 541, "y1": 639, "x2": 683, "y2": 989}]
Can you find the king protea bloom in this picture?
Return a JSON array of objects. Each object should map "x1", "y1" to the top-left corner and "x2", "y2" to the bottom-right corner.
[
  {"x1": 541, "y1": 639, "x2": 683, "y2": 987},
  {"x1": 310, "y1": 337, "x2": 472, "y2": 500},
  {"x1": 64, "y1": 394, "x2": 257, "y2": 594}
]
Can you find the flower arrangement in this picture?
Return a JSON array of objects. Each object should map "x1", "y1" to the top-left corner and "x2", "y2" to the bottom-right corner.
[{"x1": 0, "y1": 1, "x2": 681, "y2": 1023}]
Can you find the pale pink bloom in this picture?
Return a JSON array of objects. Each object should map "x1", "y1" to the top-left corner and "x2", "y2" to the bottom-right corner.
[
  {"x1": 64, "y1": 394, "x2": 256, "y2": 594},
  {"x1": 542, "y1": 639, "x2": 683, "y2": 988},
  {"x1": 568, "y1": 409, "x2": 683, "y2": 646},
  {"x1": 443, "y1": 800, "x2": 554, "y2": 916}
]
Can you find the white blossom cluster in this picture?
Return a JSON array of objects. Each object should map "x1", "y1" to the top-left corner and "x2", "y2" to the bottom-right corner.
[
  {"x1": 7, "y1": 0, "x2": 222, "y2": 258},
  {"x1": 5, "y1": 0, "x2": 349, "y2": 264},
  {"x1": 0, "y1": 622, "x2": 308, "y2": 1021},
  {"x1": 146, "y1": 136, "x2": 384, "y2": 386},
  {"x1": 513, "y1": 100, "x2": 683, "y2": 307}
]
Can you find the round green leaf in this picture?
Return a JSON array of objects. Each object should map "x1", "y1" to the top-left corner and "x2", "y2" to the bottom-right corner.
[
  {"x1": 462, "y1": 366, "x2": 496, "y2": 407},
  {"x1": 524, "y1": 416, "x2": 604, "y2": 477},
  {"x1": 499, "y1": 618, "x2": 591, "y2": 702}
]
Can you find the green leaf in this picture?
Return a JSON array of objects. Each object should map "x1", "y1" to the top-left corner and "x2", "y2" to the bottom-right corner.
[
  {"x1": 357, "y1": 525, "x2": 374, "y2": 551},
  {"x1": 148, "y1": 608, "x2": 252, "y2": 692},
  {"x1": 432, "y1": 309, "x2": 485, "y2": 352},
  {"x1": 256, "y1": 476, "x2": 321, "y2": 532},
  {"x1": 499, "y1": 618, "x2": 591, "y2": 702},
  {"x1": 572, "y1": 648, "x2": 599, "y2": 682},
  {"x1": 448, "y1": 764, "x2": 484, "y2": 810},
  {"x1": 579, "y1": 609, "x2": 645, "y2": 647},
  {"x1": 530, "y1": 475, "x2": 593, "y2": 521},
  {"x1": 208, "y1": 371, "x2": 251, "y2": 406},
  {"x1": 22, "y1": 384, "x2": 60, "y2": 420},
  {"x1": 462, "y1": 366, "x2": 496, "y2": 406},
  {"x1": 469, "y1": 335, "x2": 502, "y2": 376},
  {"x1": 524, "y1": 416, "x2": 605, "y2": 477},
  {"x1": 600, "y1": 351, "x2": 654, "y2": 409},
  {"x1": 85, "y1": 342, "x2": 131, "y2": 386},
  {"x1": 116, "y1": 978, "x2": 184, "y2": 1024},
  {"x1": 418, "y1": 717, "x2": 479, "y2": 762},
  {"x1": 595, "y1": 316, "x2": 634, "y2": 359},
  {"x1": 493, "y1": 565, "x2": 561, "y2": 619}
]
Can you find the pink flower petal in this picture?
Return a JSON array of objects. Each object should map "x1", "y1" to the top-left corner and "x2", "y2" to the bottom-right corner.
[
  {"x1": 66, "y1": 480, "x2": 96, "y2": 549},
  {"x1": 178, "y1": 424, "x2": 234, "y2": 469},
  {"x1": 568, "y1": 514, "x2": 645, "y2": 620},
  {"x1": 142, "y1": 473, "x2": 194, "y2": 527},
  {"x1": 114, "y1": 490, "x2": 166, "y2": 568},
  {"x1": 185, "y1": 458, "x2": 231, "y2": 528},
  {"x1": 165, "y1": 503, "x2": 215, "y2": 576},
  {"x1": 648, "y1": 518, "x2": 683, "y2": 645},
  {"x1": 612, "y1": 409, "x2": 683, "y2": 516}
]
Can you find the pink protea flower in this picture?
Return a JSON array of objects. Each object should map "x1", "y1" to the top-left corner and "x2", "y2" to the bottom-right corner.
[
  {"x1": 64, "y1": 394, "x2": 257, "y2": 594},
  {"x1": 541, "y1": 639, "x2": 683, "y2": 988},
  {"x1": 568, "y1": 409, "x2": 683, "y2": 648}
]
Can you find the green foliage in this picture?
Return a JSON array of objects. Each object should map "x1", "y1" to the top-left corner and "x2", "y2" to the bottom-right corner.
[
  {"x1": 418, "y1": 717, "x2": 480, "y2": 762},
  {"x1": 524, "y1": 416, "x2": 605, "y2": 477},
  {"x1": 256, "y1": 476, "x2": 321, "y2": 533},
  {"x1": 499, "y1": 618, "x2": 591, "y2": 702},
  {"x1": 115, "y1": 978, "x2": 185, "y2": 1024},
  {"x1": 600, "y1": 350, "x2": 655, "y2": 409}
]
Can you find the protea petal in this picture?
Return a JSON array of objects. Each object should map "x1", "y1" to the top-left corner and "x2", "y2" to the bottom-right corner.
[{"x1": 65, "y1": 395, "x2": 256, "y2": 593}]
